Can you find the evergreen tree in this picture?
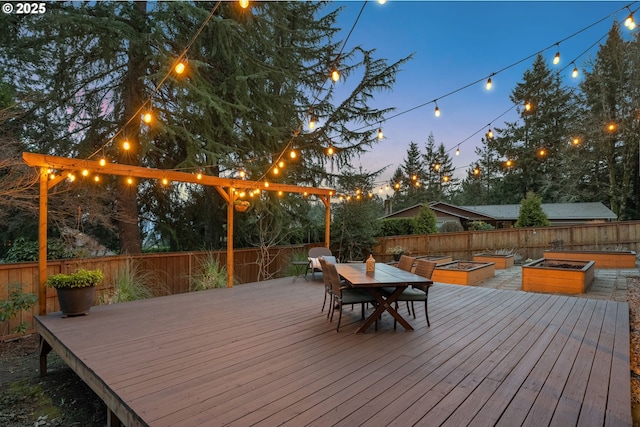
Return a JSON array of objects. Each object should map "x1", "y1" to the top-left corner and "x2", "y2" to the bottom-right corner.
[
  {"x1": 515, "y1": 191, "x2": 549, "y2": 227},
  {"x1": 412, "y1": 205, "x2": 437, "y2": 235},
  {"x1": 422, "y1": 134, "x2": 457, "y2": 202},
  {"x1": 578, "y1": 24, "x2": 640, "y2": 219},
  {"x1": 0, "y1": 2, "x2": 410, "y2": 252},
  {"x1": 388, "y1": 141, "x2": 429, "y2": 211},
  {"x1": 490, "y1": 54, "x2": 576, "y2": 202}
]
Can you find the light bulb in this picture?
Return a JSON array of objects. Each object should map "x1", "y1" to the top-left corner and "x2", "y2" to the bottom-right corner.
[
  {"x1": 82, "y1": 169, "x2": 89, "y2": 177},
  {"x1": 239, "y1": 0, "x2": 249, "y2": 8},
  {"x1": 572, "y1": 66, "x2": 579, "y2": 78},
  {"x1": 434, "y1": 105, "x2": 440, "y2": 117},
  {"x1": 175, "y1": 62, "x2": 185, "y2": 74},
  {"x1": 143, "y1": 112, "x2": 152, "y2": 123},
  {"x1": 162, "y1": 178, "x2": 169, "y2": 185},
  {"x1": 553, "y1": 51, "x2": 560, "y2": 65},
  {"x1": 572, "y1": 137, "x2": 580, "y2": 146},
  {"x1": 127, "y1": 177, "x2": 134, "y2": 185},
  {"x1": 331, "y1": 69, "x2": 340, "y2": 82},
  {"x1": 525, "y1": 102, "x2": 532, "y2": 111},
  {"x1": 239, "y1": 170, "x2": 246, "y2": 178},
  {"x1": 327, "y1": 146, "x2": 334, "y2": 156},
  {"x1": 273, "y1": 167, "x2": 279, "y2": 175},
  {"x1": 290, "y1": 150, "x2": 297, "y2": 159},
  {"x1": 487, "y1": 129, "x2": 494, "y2": 139},
  {"x1": 278, "y1": 160, "x2": 284, "y2": 168},
  {"x1": 99, "y1": 158, "x2": 106, "y2": 167},
  {"x1": 377, "y1": 128, "x2": 383, "y2": 139},
  {"x1": 456, "y1": 147, "x2": 460, "y2": 156},
  {"x1": 123, "y1": 140, "x2": 131, "y2": 150},
  {"x1": 625, "y1": 10, "x2": 635, "y2": 29},
  {"x1": 94, "y1": 175, "x2": 100, "y2": 182},
  {"x1": 196, "y1": 172, "x2": 202, "y2": 180},
  {"x1": 309, "y1": 117, "x2": 316, "y2": 130},
  {"x1": 486, "y1": 77, "x2": 492, "y2": 90}
]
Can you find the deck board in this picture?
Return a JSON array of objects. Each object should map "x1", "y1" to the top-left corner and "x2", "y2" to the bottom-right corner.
[{"x1": 36, "y1": 277, "x2": 632, "y2": 427}]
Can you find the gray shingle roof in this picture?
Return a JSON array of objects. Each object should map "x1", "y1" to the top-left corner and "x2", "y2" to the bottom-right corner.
[{"x1": 461, "y1": 202, "x2": 617, "y2": 220}]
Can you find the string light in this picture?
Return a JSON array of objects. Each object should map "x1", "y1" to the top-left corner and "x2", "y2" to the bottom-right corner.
[
  {"x1": 142, "y1": 110, "x2": 152, "y2": 124},
  {"x1": 162, "y1": 178, "x2": 169, "y2": 185},
  {"x1": 82, "y1": 169, "x2": 89, "y2": 177},
  {"x1": 455, "y1": 146, "x2": 460, "y2": 156},
  {"x1": 327, "y1": 146, "x2": 335, "y2": 156},
  {"x1": 94, "y1": 175, "x2": 100, "y2": 182},
  {"x1": 538, "y1": 148, "x2": 547, "y2": 157},
  {"x1": 239, "y1": 0, "x2": 249, "y2": 9},
  {"x1": 174, "y1": 60, "x2": 186, "y2": 75},
  {"x1": 525, "y1": 101, "x2": 532, "y2": 112},
  {"x1": 625, "y1": 7, "x2": 636, "y2": 29},
  {"x1": 486, "y1": 77, "x2": 492, "y2": 90},
  {"x1": 486, "y1": 128, "x2": 494, "y2": 139},
  {"x1": 434, "y1": 102, "x2": 440, "y2": 118},
  {"x1": 572, "y1": 137, "x2": 581, "y2": 146},
  {"x1": 127, "y1": 177, "x2": 134, "y2": 185},
  {"x1": 377, "y1": 127, "x2": 384, "y2": 139},
  {"x1": 308, "y1": 114, "x2": 317, "y2": 130},
  {"x1": 505, "y1": 159, "x2": 514, "y2": 167},
  {"x1": 571, "y1": 63, "x2": 579, "y2": 78},
  {"x1": 123, "y1": 139, "x2": 131, "y2": 151},
  {"x1": 553, "y1": 44, "x2": 561, "y2": 65},
  {"x1": 99, "y1": 157, "x2": 106, "y2": 167},
  {"x1": 331, "y1": 68, "x2": 340, "y2": 82},
  {"x1": 289, "y1": 149, "x2": 297, "y2": 159},
  {"x1": 196, "y1": 172, "x2": 203, "y2": 180},
  {"x1": 239, "y1": 170, "x2": 246, "y2": 178}
]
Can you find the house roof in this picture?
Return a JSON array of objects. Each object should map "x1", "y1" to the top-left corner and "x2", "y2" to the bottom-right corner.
[
  {"x1": 461, "y1": 202, "x2": 617, "y2": 221},
  {"x1": 381, "y1": 201, "x2": 617, "y2": 222}
]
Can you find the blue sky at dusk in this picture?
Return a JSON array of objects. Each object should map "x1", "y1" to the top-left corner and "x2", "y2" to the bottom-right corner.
[{"x1": 328, "y1": 1, "x2": 636, "y2": 189}]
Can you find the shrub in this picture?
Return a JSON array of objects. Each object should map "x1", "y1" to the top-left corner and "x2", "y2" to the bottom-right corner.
[
  {"x1": 1, "y1": 285, "x2": 37, "y2": 338},
  {"x1": 440, "y1": 221, "x2": 464, "y2": 233}
]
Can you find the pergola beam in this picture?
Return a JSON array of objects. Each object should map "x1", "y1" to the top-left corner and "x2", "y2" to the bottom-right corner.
[{"x1": 23, "y1": 152, "x2": 334, "y2": 314}]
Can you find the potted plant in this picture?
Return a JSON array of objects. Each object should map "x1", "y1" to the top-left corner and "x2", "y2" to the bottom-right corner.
[
  {"x1": 234, "y1": 200, "x2": 250, "y2": 212},
  {"x1": 387, "y1": 246, "x2": 406, "y2": 261},
  {"x1": 46, "y1": 269, "x2": 104, "y2": 317}
]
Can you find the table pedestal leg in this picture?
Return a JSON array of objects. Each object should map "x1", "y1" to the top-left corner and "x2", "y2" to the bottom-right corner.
[{"x1": 355, "y1": 286, "x2": 413, "y2": 333}]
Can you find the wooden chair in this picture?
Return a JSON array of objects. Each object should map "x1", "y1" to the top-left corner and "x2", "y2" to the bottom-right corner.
[
  {"x1": 318, "y1": 256, "x2": 337, "y2": 315},
  {"x1": 323, "y1": 261, "x2": 376, "y2": 332},
  {"x1": 396, "y1": 255, "x2": 416, "y2": 272},
  {"x1": 393, "y1": 258, "x2": 436, "y2": 328},
  {"x1": 306, "y1": 247, "x2": 333, "y2": 279}
]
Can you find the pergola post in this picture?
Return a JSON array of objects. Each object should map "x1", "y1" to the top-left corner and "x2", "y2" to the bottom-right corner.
[
  {"x1": 322, "y1": 195, "x2": 331, "y2": 248},
  {"x1": 38, "y1": 167, "x2": 48, "y2": 315},
  {"x1": 226, "y1": 187, "x2": 234, "y2": 288}
]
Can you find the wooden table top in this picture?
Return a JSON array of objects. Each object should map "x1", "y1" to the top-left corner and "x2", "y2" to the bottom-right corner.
[{"x1": 335, "y1": 262, "x2": 433, "y2": 288}]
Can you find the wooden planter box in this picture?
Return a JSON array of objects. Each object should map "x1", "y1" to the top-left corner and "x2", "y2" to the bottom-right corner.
[
  {"x1": 543, "y1": 250, "x2": 637, "y2": 269},
  {"x1": 472, "y1": 253, "x2": 515, "y2": 269},
  {"x1": 432, "y1": 261, "x2": 495, "y2": 286},
  {"x1": 522, "y1": 258, "x2": 595, "y2": 294}
]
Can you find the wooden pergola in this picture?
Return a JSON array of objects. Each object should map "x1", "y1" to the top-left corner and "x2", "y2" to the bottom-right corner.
[{"x1": 22, "y1": 152, "x2": 334, "y2": 315}]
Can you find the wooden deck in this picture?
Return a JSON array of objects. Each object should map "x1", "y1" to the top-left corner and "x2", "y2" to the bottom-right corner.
[{"x1": 36, "y1": 277, "x2": 632, "y2": 427}]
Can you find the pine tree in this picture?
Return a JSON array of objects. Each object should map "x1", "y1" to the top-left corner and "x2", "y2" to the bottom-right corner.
[
  {"x1": 579, "y1": 24, "x2": 640, "y2": 219},
  {"x1": 491, "y1": 54, "x2": 576, "y2": 202},
  {"x1": 0, "y1": 2, "x2": 410, "y2": 252},
  {"x1": 515, "y1": 191, "x2": 549, "y2": 227}
]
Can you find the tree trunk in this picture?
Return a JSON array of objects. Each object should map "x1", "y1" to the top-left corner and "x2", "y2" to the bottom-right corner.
[{"x1": 115, "y1": 1, "x2": 147, "y2": 254}]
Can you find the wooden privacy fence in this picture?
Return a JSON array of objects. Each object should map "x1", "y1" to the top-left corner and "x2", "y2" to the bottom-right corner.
[
  {"x1": 374, "y1": 220, "x2": 640, "y2": 263},
  {"x1": 0, "y1": 245, "x2": 307, "y2": 340}
]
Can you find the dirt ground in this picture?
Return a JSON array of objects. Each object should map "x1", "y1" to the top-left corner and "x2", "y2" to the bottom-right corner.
[{"x1": 2, "y1": 277, "x2": 640, "y2": 426}]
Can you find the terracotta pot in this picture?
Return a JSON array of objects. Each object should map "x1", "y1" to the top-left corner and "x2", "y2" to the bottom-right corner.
[
  {"x1": 235, "y1": 204, "x2": 249, "y2": 212},
  {"x1": 55, "y1": 286, "x2": 95, "y2": 317}
]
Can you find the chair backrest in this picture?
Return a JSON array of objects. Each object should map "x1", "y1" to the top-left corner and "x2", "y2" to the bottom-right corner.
[
  {"x1": 320, "y1": 255, "x2": 337, "y2": 265},
  {"x1": 397, "y1": 255, "x2": 416, "y2": 272},
  {"x1": 309, "y1": 247, "x2": 332, "y2": 258},
  {"x1": 414, "y1": 259, "x2": 437, "y2": 279},
  {"x1": 319, "y1": 257, "x2": 332, "y2": 290},
  {"x1": 323, "y1": 261, "x2": 343, "y2": 297}
]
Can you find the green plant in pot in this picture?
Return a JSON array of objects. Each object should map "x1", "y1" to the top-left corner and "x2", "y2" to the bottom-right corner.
[
  {"x1": 46, "y1": 269, "x2": 104, "y2": 317},
  {"x1": 387, "y1": 246, "x2": 406, "y2": 261}
]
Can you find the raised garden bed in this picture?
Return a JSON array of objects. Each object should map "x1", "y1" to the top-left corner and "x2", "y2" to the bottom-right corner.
[
  {"x1": 543, "y1": 250, "x2": 637, "y2": 269},
  {"x1": 432, "y1": 261, "x2": 495, "y2": 286},
  {"x1": 472, "y1": 253, "x2": 514, "y2": 269},
  {"x1": 522, "y1": 258, "x2": 595, "y2": 294},
  {"x1": 416, "y1": 255, "x2": 453, "y2": 265}
]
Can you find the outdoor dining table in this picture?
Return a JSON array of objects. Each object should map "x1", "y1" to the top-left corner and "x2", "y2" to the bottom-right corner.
[{"x1": 334, "y1": 262, "x2": 433, "y2": 333}]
